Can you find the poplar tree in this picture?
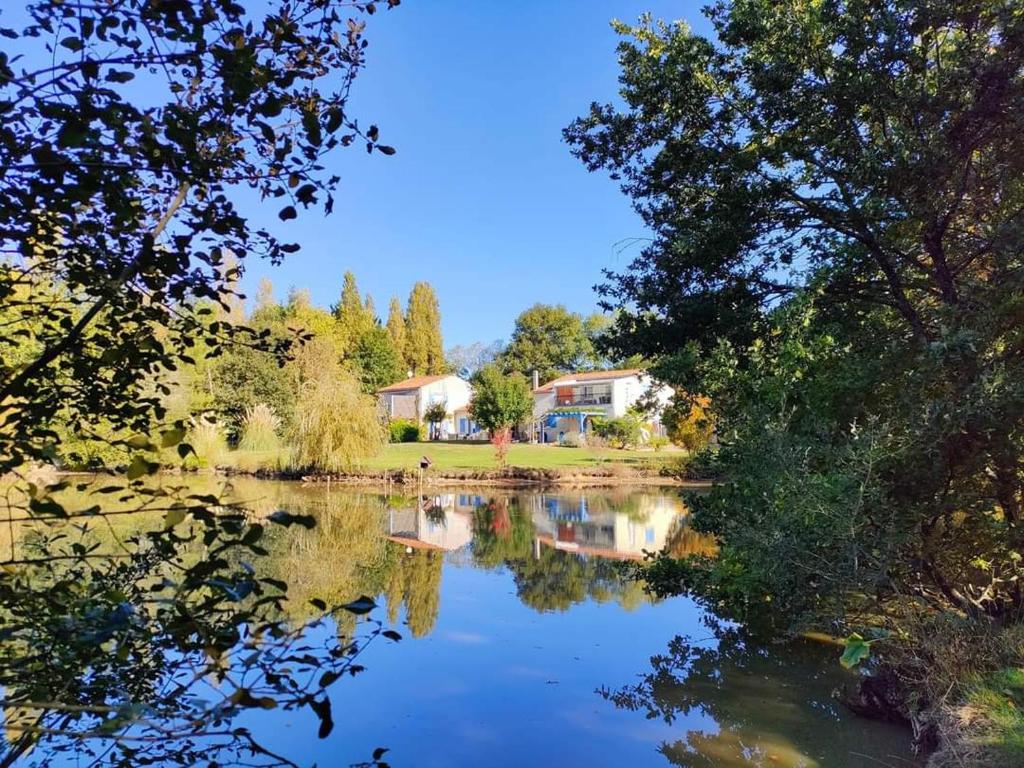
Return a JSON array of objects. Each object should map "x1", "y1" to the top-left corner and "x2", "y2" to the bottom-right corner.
[
  {"x1": 386, "y1": 296, "x2": 408, "y2": 372},
  {"x1": 334, "y1": 271, "x2": 375, "y2": 353},
  {"x1": 404, "y1": 282, "x2": 445, "y2": 375}
]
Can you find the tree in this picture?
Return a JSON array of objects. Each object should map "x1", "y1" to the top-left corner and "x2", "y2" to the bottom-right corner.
[
  {"x1": 253, "y1": 277, "x2": 277, "y2": 316},
  {"x1": 566, "y1": 0, "x2": 1024, "y2": 726},
  {"x1": 470, "y1": 364, "x2": 533, "y2": 465},
  {"x1": 211, "y1": 346, "x2": 295, "y2": 441},
  {"x1": 404, "y1": 282, "x2": 445, "y2": 375},
  {"x1": 423, "y1": 400, "x2": 449, "y2": 441},
  {"x1": 500, "y1": 304, "x2": 595, "y2": 382},
  {"x1": 385, "y1": 295, "x2": 409, "y2": 372},
  {"x1": 292, "y1": 368, "x2": 387, "y2": 473},
  {"x1": 334, "y1": 271, "x2": 376, "y2": 354},
  {"x1": 0, "y1": 0, "x2": 399, "y2": 763},
  {"x1": 351, "y1": 324, "x2": 404, "y2": 393}
]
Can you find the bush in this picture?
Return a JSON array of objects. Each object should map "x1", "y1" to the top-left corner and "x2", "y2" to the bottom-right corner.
[
  {"x1": 389, "y1": 419, "x2": 423, "y2": 443},
  {"x1": 238, "y1": 403, "x2": 282, "y2": 452},
  {"x1": 188, "y1": 417, "x2": 227, "y2": 469},
  {"x1": 650, "y1": 435, "x2": 670, "y2": 452},
  {"x1": 591, "y1": 411, "x2": 644, "y2": 449},
  {"x1": 664, "y1": 395, "x2": 714, "y2": 452},
  {"x1": 560, "y1": 432, "x2": 586, "y2": 448}
]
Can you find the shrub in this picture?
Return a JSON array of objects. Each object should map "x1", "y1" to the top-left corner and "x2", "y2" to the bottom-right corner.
[
  {"x1": 189, "y1": 417, "x2": 227, "y2": 469},
  {"x1": 490, "y1": 427, "x2": 513, "y2": 467},
  {"x1": 389, "y1": 419, "x2": 423, "y2": 443},
  {"x1": 591, "y1": 411, "x2": 644, "y2": 449},
  {"x1": 664, "y1": 395, "x2": 714, "y2": 452},
  {"x1": 650, "y1": 435, "x2": 670, "y2": 452},
  {"x1": 560, "y1": 432, "x2": 586, "y2": 448},
  {"x1": 238, "y1": 403, "x2": 282, "y2": 452},
  {"x1": 291, "y1": 371, "x2": 386, "y2": 472}
]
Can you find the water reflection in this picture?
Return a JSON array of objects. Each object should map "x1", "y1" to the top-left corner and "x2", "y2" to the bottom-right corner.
[
  {"x1": 1, "y1": 479, "x2": 912, "y2": 767},
  {"x1": 600, "y1": 621, "x2": 915, "y2": 767}
]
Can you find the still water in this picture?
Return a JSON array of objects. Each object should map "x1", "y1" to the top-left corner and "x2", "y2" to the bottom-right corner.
[{"x1": 210, "y1": 479, "x2": 915, "y2": 768}]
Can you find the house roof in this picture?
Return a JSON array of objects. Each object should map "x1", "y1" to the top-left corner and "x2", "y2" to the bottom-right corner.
[
  {"x1": 534, "y1": 368, "x2": 643, "y2": 394},
  {"x1": 378, "y1": 374, "x2": 451, "y2": 393}
]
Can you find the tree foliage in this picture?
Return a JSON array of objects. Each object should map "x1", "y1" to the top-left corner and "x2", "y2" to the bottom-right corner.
[
  {"x1": 351, "y1": 324, "x2": 404, "y2": 393},
  {"x1": 500, "y1": 304, "x2": 595, "y2": 382},
  {"x1": 469, "y1": 364, "x2": 533, "y2": 434},
  {"x1": 403, "y1": 282, "x2": 445, "y2": 375},
  {"x1": 291, "y1": 368, "x2": 386, "y2": 473},
  {"x1": 0, "y1": 0, "x2": 400, "y2": 763},
  {"x1": 567, "y1": 0, "x2": 1024, "y2": 643},
  {"x1": 385, "y1": 295, "x2": 409, "y2": 372}
]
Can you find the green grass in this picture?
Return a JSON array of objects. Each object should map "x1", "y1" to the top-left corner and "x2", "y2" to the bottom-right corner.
[
  {"x1": 360, "y1": 441, "x2": 675, "y2": 472},
  {"x1": 222, "y1": 441, "x2": 677, "y2": 473},
  {"x1": 963, "y1": 668, "x2": 1024, "y2": 765}
]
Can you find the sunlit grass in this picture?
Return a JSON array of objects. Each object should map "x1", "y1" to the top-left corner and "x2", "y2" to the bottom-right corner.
[{"x1": 222, "y1": 441, "x2": 677, "y2": 473}]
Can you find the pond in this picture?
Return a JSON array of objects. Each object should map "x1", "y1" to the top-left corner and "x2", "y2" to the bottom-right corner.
[{"x1": 14, "y1": 478, "x2": 916, "y2": 767}]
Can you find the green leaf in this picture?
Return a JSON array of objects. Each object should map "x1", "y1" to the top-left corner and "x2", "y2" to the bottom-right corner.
[
  {"x1": 840, "y1": 633, "x2": 872, "y2": 669},
  {"x1": 125, "y1": 455, "x2": 157, "y2": 480},
  {"x1": 126, "y1": 434, "x2": 153, "y2": 449},
  {"x1": 161, "y1": 427, "x2": 186, "y2": 447},
  {"x1": 164, "y1": 508, "x2": 187, "y2": 528}
]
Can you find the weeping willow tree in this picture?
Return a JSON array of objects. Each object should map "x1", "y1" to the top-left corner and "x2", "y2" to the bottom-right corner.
[{"x1": 291, "y1": 368, "x2": 387, "y2": 472}]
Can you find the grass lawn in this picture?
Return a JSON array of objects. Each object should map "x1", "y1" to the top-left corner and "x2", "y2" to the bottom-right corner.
[{"x1": 360, "y1": 441, "x2": 676, "y2": 472}]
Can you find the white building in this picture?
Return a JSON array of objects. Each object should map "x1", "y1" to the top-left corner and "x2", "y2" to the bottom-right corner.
[
  {"x1": 377, "y1": 374, "x2": 473, "y2": 438},
  {"x1": 531, "y1": 368, "x2": 672, "y2": 444}
]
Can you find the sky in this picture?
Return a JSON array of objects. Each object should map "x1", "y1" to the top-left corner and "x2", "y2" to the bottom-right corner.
[{"x1": 242, "y1": 0, "x2": 716, "y2": 347}]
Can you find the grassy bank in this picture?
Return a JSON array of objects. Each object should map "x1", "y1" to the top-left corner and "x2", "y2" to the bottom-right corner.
[{"x1": 215, "y1": 441, "x2": 680, "y2": 475}]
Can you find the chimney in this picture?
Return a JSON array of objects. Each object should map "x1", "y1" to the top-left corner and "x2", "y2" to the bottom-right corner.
[{"x1": 532, "y1": 370, "x2": 540, "y2": 390}]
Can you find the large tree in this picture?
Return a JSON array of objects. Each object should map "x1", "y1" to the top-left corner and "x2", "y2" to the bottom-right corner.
[
  {"x1": 0, "y1": 1, "x2": 399, "y2": 764},
  {"x1": 566, "y1": 0, "x2": 1024, "y2": 649},
  {"x1": 351, "y1": 323, "x2": 404, "y2": 392},
  {"x1": 500, "y1": 303, "x2": 595, "y2": 382},
  {"x1": 404, "y1": 281, "x2": 445, "y2": 375}
]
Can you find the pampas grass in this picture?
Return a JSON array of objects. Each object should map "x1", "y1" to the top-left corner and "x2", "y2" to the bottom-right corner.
[{"x1": 239, "y1": 403, "x2": 282, "y2": 453}]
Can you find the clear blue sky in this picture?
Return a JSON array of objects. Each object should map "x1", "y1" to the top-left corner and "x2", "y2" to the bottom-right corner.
[{"x1": 245, "y1": 1, "x2": 714, "y2": 348}]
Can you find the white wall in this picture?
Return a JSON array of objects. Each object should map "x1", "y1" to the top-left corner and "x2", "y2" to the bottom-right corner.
[{"x1": 418, "y1": 376, "x2": 472, "y2": 427}]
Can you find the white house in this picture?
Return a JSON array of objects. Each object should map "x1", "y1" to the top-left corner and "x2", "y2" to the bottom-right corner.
[
  {"x1": 531, "y1": 368, "x2": 672, "y2": 444},
  {"x1": 377, "y1": 374, "x2": 473, "y2": 438}
]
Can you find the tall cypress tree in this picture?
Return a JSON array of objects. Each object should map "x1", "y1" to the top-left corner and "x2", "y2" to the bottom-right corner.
[
  {"x1": 386, "y1": 296, "x2": 408, "y2": 373},
  {"x1": 404, "y1": 282, "x2": 444, "y2": 375}
]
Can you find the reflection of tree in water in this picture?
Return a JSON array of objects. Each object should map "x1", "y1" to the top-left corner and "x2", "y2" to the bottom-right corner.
[
  {"x1": 382, "y1": 545, "x2": 443, "y2": 638},
  {"x1": 472, "y1": 497, "x2": 653, "y2": 612},
  {"x1": 258, "y1": 491, "x2": 394, "y2": 639},
  {"x1": 509, "y1": 547, "x2": 650, "y2": 612},
  {"x1": 471, "y1": 497, "x2": 534, "y2": 568},
  {"x1": 599, "y1": 623, "x2": 909, "y2": 768}
]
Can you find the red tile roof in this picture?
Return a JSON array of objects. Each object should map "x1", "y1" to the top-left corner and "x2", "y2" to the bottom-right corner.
[
  {"x1": 533, "y1": 368, "x2": 643, "y2": 393},
  {"x1": 377, "y1": 374, "x2": 451, "y2": 393}
]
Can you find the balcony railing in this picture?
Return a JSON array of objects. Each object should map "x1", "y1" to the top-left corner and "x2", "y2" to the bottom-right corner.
[{"x1": 555, "y1": 394, "x2": 612, "y2": 406}]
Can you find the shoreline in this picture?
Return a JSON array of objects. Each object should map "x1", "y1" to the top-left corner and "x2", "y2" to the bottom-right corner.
[{"x1": 216, "y1": 465, "x2": 713, "y2": 490}]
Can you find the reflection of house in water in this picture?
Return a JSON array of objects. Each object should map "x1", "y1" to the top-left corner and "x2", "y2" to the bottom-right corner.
[
  {"x1": 525, "y1": 493, "x2": 685, "y2": 561},
  {"x1": 385, "y1": 494, "x2": 478, "y2": 551}
]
